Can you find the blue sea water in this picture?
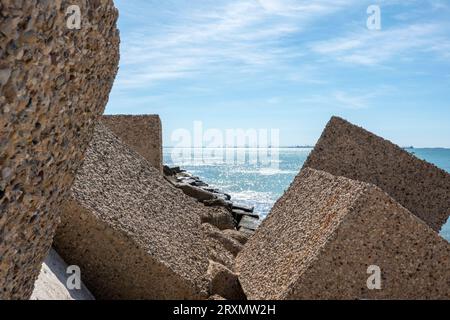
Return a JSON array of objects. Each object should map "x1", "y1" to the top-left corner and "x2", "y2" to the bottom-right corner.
[{"x1": 164, "y1": 147, "x2": 450, "y2": 241}]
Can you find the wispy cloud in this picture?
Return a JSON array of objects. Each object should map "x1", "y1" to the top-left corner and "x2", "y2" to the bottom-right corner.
[
  {"x1": 310, "y1": 22, "x2": 450, "y2": 66},
  {"x1": 297, "y1": 85, "x2": 396, "y2": 110},
  {"x1": 115, "y1": 0, "x2": 359, "y2": 89}
]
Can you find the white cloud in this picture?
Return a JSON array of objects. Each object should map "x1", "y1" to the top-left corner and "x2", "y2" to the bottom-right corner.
[
  {"x1": 297, "y1": 86, "x2": 396, "y2": 109},
  {"x1": 310, "y1": 23, "x2": 450, "y2": 66},
  {"x1": 115, "y1": 0, "x2": 359, "y2": 89}
]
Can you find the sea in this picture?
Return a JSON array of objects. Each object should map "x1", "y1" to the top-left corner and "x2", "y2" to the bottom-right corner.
[{"x1": 164, "y1": 147, "x2": 450, "y2": 241}]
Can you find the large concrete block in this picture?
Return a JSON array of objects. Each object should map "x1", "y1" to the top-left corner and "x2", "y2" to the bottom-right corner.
[
  {"x1": 31, "y1": 248, "x2": 94, "y2": 300},
  {"x1": 54, "y1": 123, "x2": 210, "y2": 299},
  {"x1": 0, "y1": 1, "x2": 119, "y2": 299},
  {"x1": 102, "y1": 115, "x2": 163, "y2": 172},
  {"x1": 236, "y1": 168, "x2": 450, "y2": 300},
  {"x1": 304, "y1": 116, "x2": 450, "y2": 232}
]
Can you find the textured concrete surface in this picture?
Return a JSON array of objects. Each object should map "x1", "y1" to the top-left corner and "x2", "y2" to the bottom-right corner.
[
  {"x1": 207, "y1": 261, "x2": 246, "y2": 300},
  {"x1": 202, "y1": 223, "x2": 240, "y2": 271},
  {"x1": 31, "y1": 248, "x2": 94, "y2": 300},
  {"x1": 304, "y1": 116, "x2": 450, "y2": 232},
  {"x1": 236, "y1": 168, "x2": 450, "y2": 300},
  {"x1": 0, "y1": 1, "x2": 119, "y2": 299},
  {"x1": 199, "y1": 207, "x2": 236, "y2": 231},
  {"x1": 102, "y1": 115, "x2": 163, "y2": 172},
  {"x1": 54, "y1": 123, "x2": 210, "y2": 300}
]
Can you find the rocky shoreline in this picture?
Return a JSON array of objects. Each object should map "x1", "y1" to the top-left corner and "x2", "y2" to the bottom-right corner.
[{"x1": 163, "y1": 165, "x2": 261, "y2": 235}]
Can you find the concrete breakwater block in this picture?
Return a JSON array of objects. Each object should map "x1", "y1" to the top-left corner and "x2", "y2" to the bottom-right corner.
[
  {"x1": 0, "y1": 1, "x2": 119, "y2": 299},
  {"x1": 232, "y1": 209, "x2": 260, "y2": 223},
  {"x1": 178, "y1": 184, "x2": 217, "y2": 202},
  {"x1": 304, "y1": 116, "x2": 450, "y2": 232},
  {"x1": 232, "y1": 204, "x2": 255, "y2": 213},
  {"x1": 54, "y1": 123, "x2": 210, "y2": 300},
  {"x1": 236, "y1": 168, "x2": 450, "y2": 300},
  {"x1": 31, "y1": 249, "x2": 94, "y2": 301},
  {"x1": 207, "y1": 261, "x2": 246, "y2": 300},
  {"x1": 102, "y1": 115, "x2": 163, "y2": 173}
]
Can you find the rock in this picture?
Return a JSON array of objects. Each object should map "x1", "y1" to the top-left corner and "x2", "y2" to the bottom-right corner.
[
  {"x1": 178, "y1": 184, "x2": 217, "y2": 202},
  {"x1": 171, "y1": 166, "x2": 184, "y2": 174},
  {"x1": 178, "y1": 172, "x2": 194, "y2": 178},
  {"x1": 31, "y1": 249, "x2": 94, "y2": 300},
  {"x1": 199, "y1": 207, "x2": 236, "y2": 230},
  {"x1": 164, "y1": 175, "x2": 179, "y2": 187},
  {"x1": 0, "y1": 1, "x2": 119, "y2": 300},
  {"x1": 202, "y1": 187, "x2": 221, "y2": 193},
  {"x1": 102, "y1": 115, "x2": 163, "y2": 173},
  {"x1": 163, "y1": 165, "x2": 174, "y2": 176},
  {"x1": 192, "y1": 181, "x2": 209, "y2": 187},
  {"x1": 238, "y1": 227, "x2": 256, "y2": 236},
  {"x1": 304, "y1": 116, "x2": 450, "y2": 232},
  {"x1": 236, "y1": 168, "x2": 450, "y2": 300},
  {"x1": 202, "y1": 224, "x2": 244, "y2": 270},
  {"x1": 232, "y1": 209, "x2": 260, "y2": 223},
  {"x1": 178, "y1": 177, "x2": 197, "y2": 185},
  {"x1": 222, "y1": 230, "x2": 251, "y2": 245},
  {"x1": 238, "y1": 216, "x2": 261, "y2": 231},
  {"x1": 53, "y1": 123, "x2": 210, "y2": 300},
  {"x1": 207, "y1": 262, "x2": 246, "y2": 300},
  {"x1": 222, "y1": 193, "x2": 232, "y2": 201},
  {"x1": 204, "y1": 198, "x2": 233, "y2": 211},
  {"x1": 232, "y1": 204, "x2": 255, "y2": 213},
  {"x1": 203, "y1": 224, "x2": 244, "y2": 257}
]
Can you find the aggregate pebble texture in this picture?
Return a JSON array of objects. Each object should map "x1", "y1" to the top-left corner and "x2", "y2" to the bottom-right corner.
[
  {"x1": 236, "y1": 168, "x2": 450, "y2": 300},
  {"x1": 102, "y1": 115, "x2": 163, "y2": 172},
  {"x1": 54, "y1": 123, "x2": 210, "y2": 300},
  {"x1": 0, "y1": 0, "x2": 119, "y2": 299},
  {"x1": 304, "y1": 116, "x2": 450, "y2": 232}
]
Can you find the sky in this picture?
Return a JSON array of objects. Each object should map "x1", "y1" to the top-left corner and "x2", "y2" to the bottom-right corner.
[{"x1": 106, "y1": 0, "x2": 450, "y2": 147}]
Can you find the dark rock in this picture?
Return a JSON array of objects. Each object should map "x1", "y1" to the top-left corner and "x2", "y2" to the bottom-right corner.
[
  {"x1": 202, "y1": 187, "x2": 220, "y2": 193},
  {"x1": 204, "y1": 198, "x2": 233, "y2": 211},
  {"x1": 216, "y1": 193, "x2": 232, "y2": 201},
  {"x1": 171, "y1": 166, "x2": 185, "y2": 174},
  {"x1": 177, "y1": 184, "x2": 217, "y2": 202},
  {"x1": 163, "y1": 165, "x2": 174, "y2": 176},
  {"x1": 232, "y1": 209, "x2": 259, "y2": 223},
  {"x1": 232, "y1": 204, "x2": 254, "y2": 213},
  {"x1": 192, "y1": 181, "x2": 209, "y2": 187}
]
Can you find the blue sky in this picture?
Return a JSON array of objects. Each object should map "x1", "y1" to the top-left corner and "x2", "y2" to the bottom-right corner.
[{"x1": 106, "y1": 0, "x2": 450, "y2": 147}]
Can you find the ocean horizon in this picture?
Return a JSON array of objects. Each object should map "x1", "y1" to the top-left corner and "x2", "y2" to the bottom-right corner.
[{"x1": 164, "y1": 147, "x2": 450, "y2": 241}]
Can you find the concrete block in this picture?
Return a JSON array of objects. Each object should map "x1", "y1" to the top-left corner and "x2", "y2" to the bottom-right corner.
[
  {"x1": 236, "y1": 168, "x2": 450, "y2": 300},
  {"x1": 304, "y1": 116, "x2": 450, "y2": 232}
]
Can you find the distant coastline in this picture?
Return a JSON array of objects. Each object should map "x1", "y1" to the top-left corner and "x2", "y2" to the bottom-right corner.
[{"x1": 164, "y1": 146, "x2": 450, "y2": 149}]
